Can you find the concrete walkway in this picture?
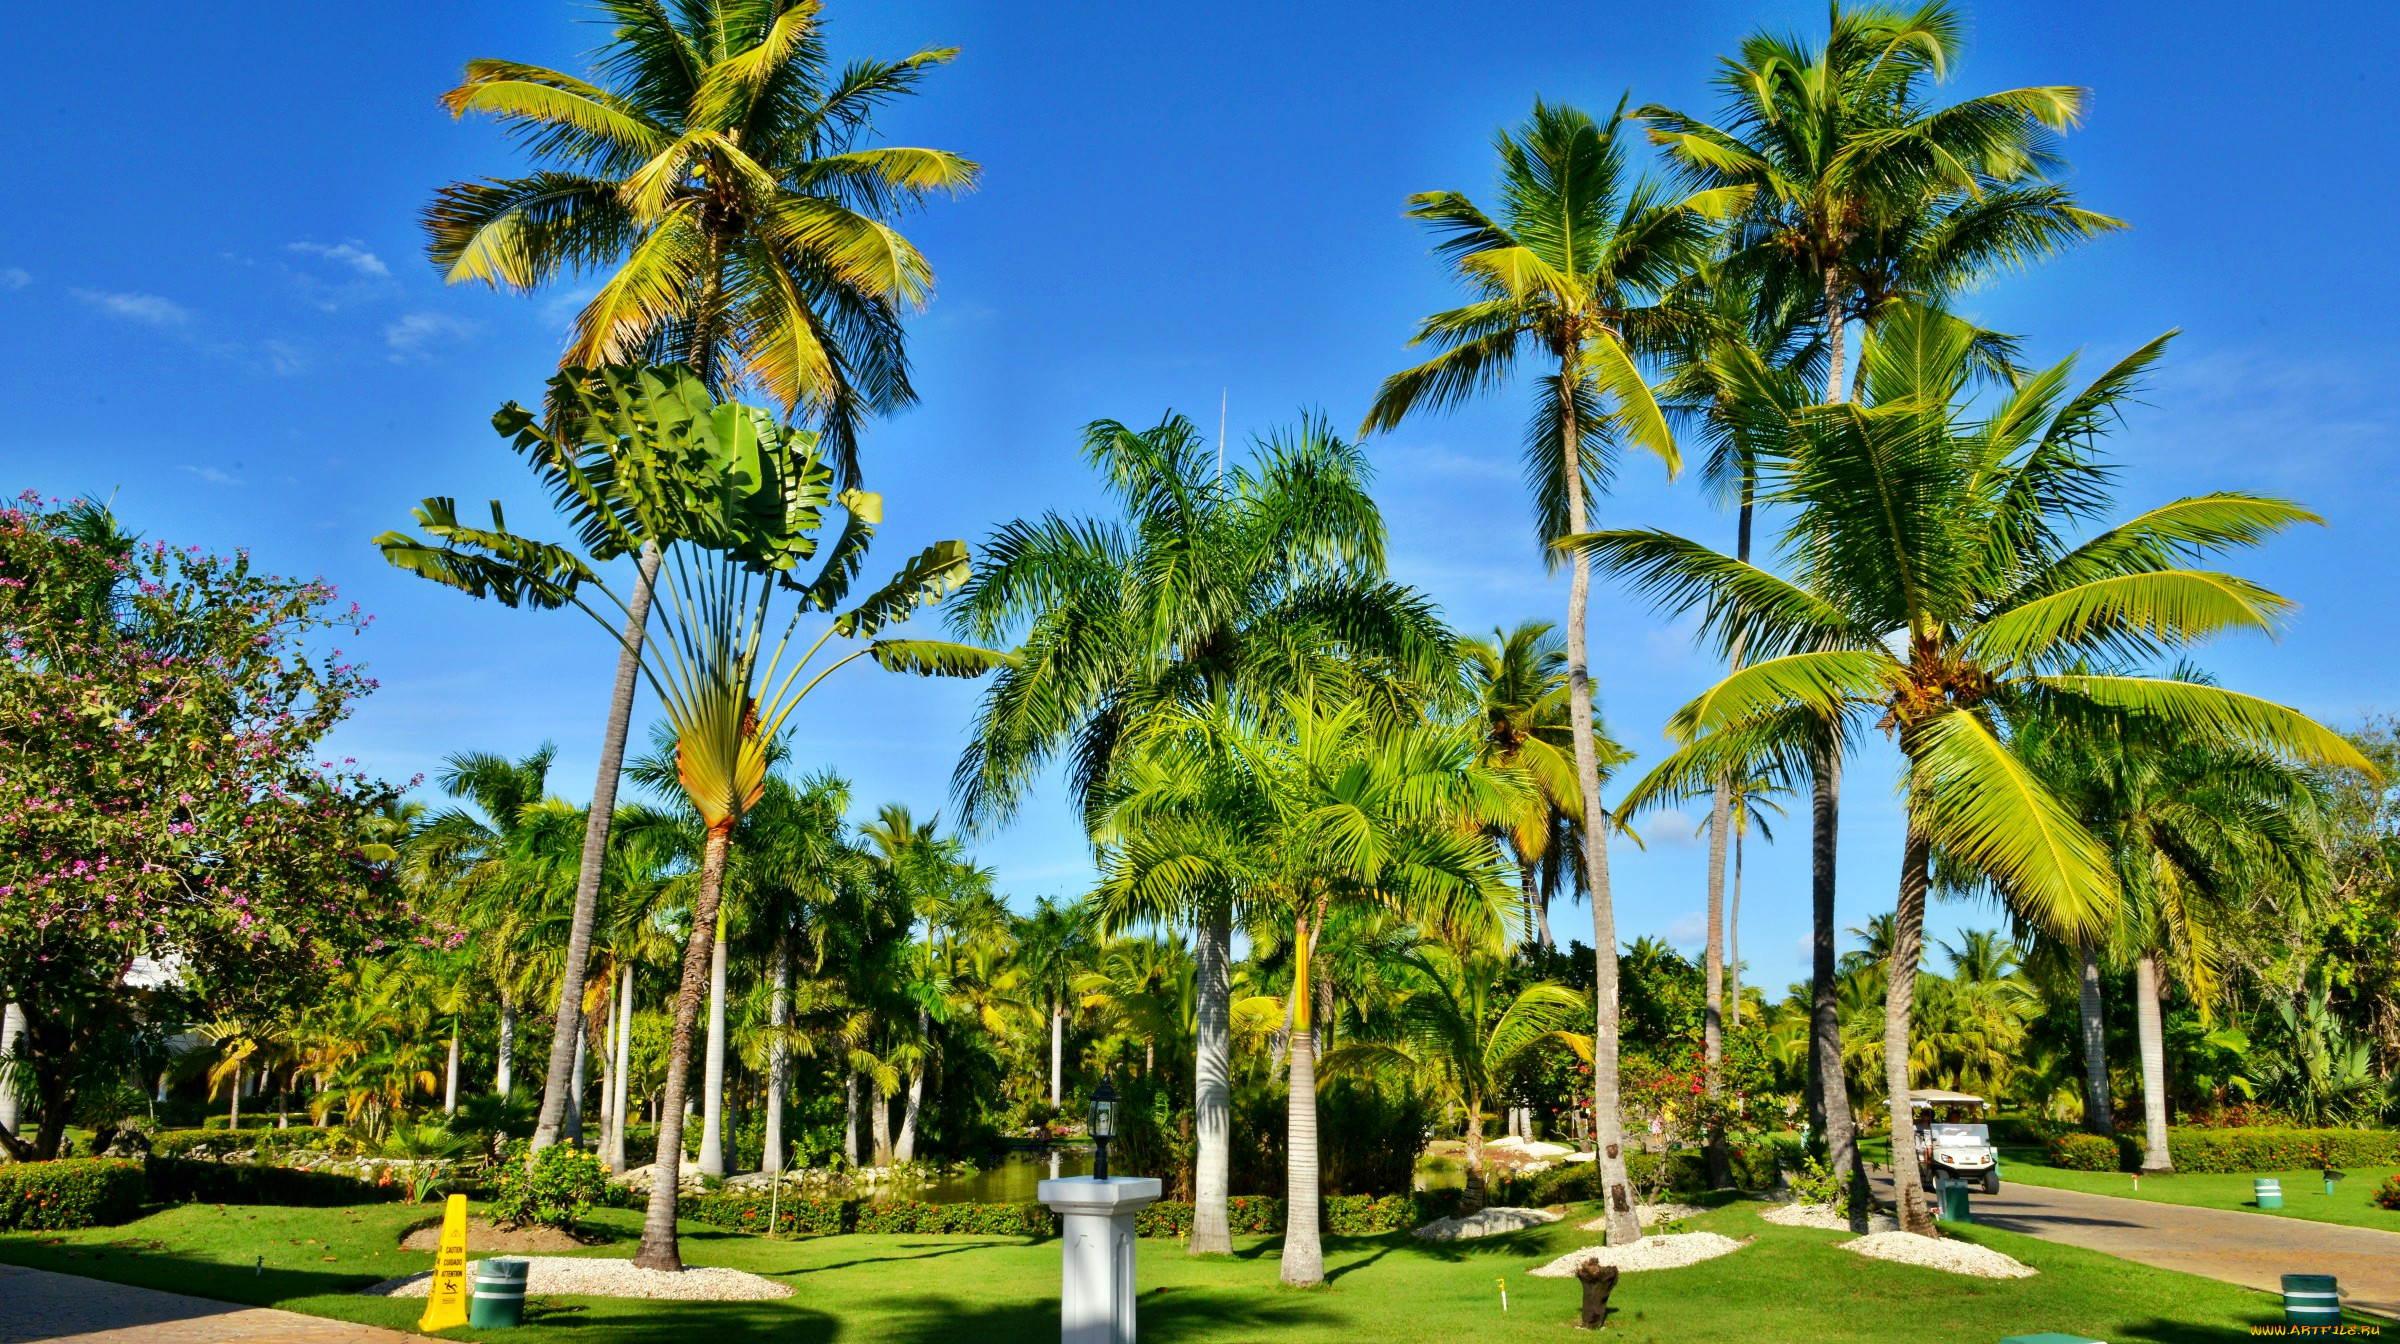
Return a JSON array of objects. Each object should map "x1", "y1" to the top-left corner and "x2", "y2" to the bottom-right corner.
[
  {"x1": 1876, "y1": 1168, "x2": 2400, "y2": 1320},
  {"x1": 0, "y1": 1263, "x2": 430, "y2": 1344}
]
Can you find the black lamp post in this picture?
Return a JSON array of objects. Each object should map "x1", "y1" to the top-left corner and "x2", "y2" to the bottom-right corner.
[{"x1": 1088, "y1": 1077, "x2": 1119, "y2": 1181}]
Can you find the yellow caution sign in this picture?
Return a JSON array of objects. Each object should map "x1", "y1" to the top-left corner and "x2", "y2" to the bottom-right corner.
[{"x1": 416, "y1": 1193, "x2": 470, "y2": 1333}]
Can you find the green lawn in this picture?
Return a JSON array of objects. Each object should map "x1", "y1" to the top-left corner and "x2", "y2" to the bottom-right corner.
[
  {"x1": 1, "y1": 1195, "x2": 2382, "y2": 1343},
  {"x1": 1997, "y1": 1147, "x2": 2400, "y2": 1233}
]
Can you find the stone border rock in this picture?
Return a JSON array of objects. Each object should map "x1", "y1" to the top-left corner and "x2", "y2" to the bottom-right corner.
[
  {"x1": 1412, "y1": 1206, "x2": 1562, "y2": 1240},
  {"x1": 1761, "y1": 1202, "x2": 1901, "y2": 1233},
  {"x1": 1527, "y1": 1232, "x2": 1749, "y2": 1276},
  {"x1": 363, "y1": 1256, "x2": 792, "y2": 1302},
  {"x1": 1839, "y1": 1231, "x2": 2036, "y2": 1279}
]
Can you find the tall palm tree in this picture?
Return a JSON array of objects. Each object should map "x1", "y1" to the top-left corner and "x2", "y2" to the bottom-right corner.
[
  {"x1": 1012, "y1": 898, "x2": 1093, "y2": 1110},
  {"x1": 418, "y1": 0, "x2": 972, "y2": 1154},
  {"x1": 1571, "y1": 307, "x2": 2368, "y2": 1232},
  {"x1": 1460, "y1": 623, "x2": 1628, "y2": 948},
  {"x1": 949, "y1": 413, "x2": 1451, "y2": 1255},
  {"x1": 1362, "y1": 99, "x2": 1731, "y2": 1245},
  {"x1": 414, "y1": 745, "x2": 560, "y2": 1098},
  {"x1": 1636, "y1": 0, "x2": 2119, "y2": 404},
  {"x1": 1097, "y1": 693, "x2": 1520, "y2": 1285},
  {"x1": 1326, "y1": 939, "x2": 1588, "y2": 1213}
]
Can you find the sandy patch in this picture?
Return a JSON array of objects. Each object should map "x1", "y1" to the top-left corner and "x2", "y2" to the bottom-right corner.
[
  {"x1": 1760, "y1": 1202, "x2": 1901, "y2": 1233},
  {"x1": 364, "y1": 1255, "x2": 792, "y2": 1301},
  {"x1": 1840, "y1": 1231, "x2": 2035, "y2": 1278},
  {"x1": 1527, "y1": 1232, "x2": 1748, "y2": 1276},
  {"x1": 398, "y1": 1218, "x2": 603, "y2": 1253}
]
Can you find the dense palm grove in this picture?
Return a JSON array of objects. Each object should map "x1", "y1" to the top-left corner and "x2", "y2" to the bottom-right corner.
[{"x1": 5, "y1": 0, "x2": 2400, "y2": 1297}]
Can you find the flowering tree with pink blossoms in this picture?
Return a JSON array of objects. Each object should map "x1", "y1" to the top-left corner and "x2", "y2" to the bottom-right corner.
[{"x1": 0, "y1": 495, "x2": 408, "y2": 1160}]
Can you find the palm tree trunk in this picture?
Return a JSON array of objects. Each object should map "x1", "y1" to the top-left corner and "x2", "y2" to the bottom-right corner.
[
  {"x1": 896, "y1": 1066, "x2": 924, "y2": 1164},
  {"x1": 765, "y1": 933, "x2": 791, "y2": 1175},
  {"x1": 1703, "y1": 779, "x2": 1731, "y2": 1189},
  {"x1": 1806, "y1": 738, "x2": 1865, "y2": 1229},
  {"x1": 1560, "y1": 345, "x2": 1641, "y2": 1247},
  {"x1": 843, "y1": 1071, "x2": 859, "y2": 1167},
  {"x1": 1190, "y1": 904, "x2": 1234, "y2": 1255},
  {"x1": 1049, "y1": 1004, "x2": 1063, "y2": 1109},
  {"x1": 698, "y1": 907, "x2": 728, "y2": 1177},
  {"x1": 1280, "y1": 912, "x2": 1324, "y2": 1287},
  {"x1": 1884, "y1": 823, "x2": 1935, "y2": 1236},
  {"x1": 534, "y1": 541, "x2": 662, "y2": 1156},
  {"x1": 229, "y1": 1066, "x2": 241, "y2": 1130},
  {"x1": 1728, "y1": 828, "x2": 1744, "y2": 1029},
  {"x1": 564, "y1": 1018, "x2": 586, "y2": 1145},
  {"x1": 2079, "y1": 943, "x2": 2115, "y2": 1137},
  {"x1": 2135, "y1": 952, "x2": 2173, "y2": 1173},
  {"x1": 871, "y1": 1077, "x2": 894, "y2": 1167},
  {"x1": 444, "y1": 1031, "x2": 460, "y2": 1116},
  {"x1": 597, "y1": 980, "x2": 617, "y2": 1156},
  {"x1": 1822, "y1": 264, "x2": 1847, "y2": 405},
  {"x1": 496, "y1": 991, "x2": 515, "y2": 1098},
  {"x1": 1461, "y1": 1091, "x2": 1487, "y2": 1215},
  {"x1": 608, "y1": 963, "x2": 634, "y2": 1173},
  {"x1": 632, "y1": 821, "x2": 733, "y2": 1272}
]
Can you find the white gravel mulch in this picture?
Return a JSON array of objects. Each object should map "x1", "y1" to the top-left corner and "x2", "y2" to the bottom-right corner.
[
  {"x1": 1839, "y1": 1231, "x2": 2036, "y2": 1279},
  {"x1": 1528, "y1": 1232, "x2": 1748, "y2": 1277},
  {"x1": 364, "y1": 1256, "x2": 794, "y2": 1301},
  {"x1": 1760, "y1": 1202, "x2": 1901, "y2": 1233},
  {"x1": 1412, "y1": 1206, "x2": 1562, "y2": 1240}
]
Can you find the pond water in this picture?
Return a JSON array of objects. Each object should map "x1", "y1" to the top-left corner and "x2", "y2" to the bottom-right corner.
[{"x1": 895, "y1": 1149, "x2": 1094, "y2": 1204}]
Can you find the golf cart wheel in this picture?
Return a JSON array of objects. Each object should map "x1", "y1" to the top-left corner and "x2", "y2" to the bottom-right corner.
[{"x1": 1982, "y1": 1170, "x2": 2000, "y2": 1195}]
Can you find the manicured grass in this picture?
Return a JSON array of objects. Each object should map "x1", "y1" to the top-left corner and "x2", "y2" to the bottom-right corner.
[
  {"x1": 0, "y1": 1194, "x2": 2377, "y2": 1342},
  {"x1": 1997, "y1": 1148, "x2": 2400, "y2": 1233}
]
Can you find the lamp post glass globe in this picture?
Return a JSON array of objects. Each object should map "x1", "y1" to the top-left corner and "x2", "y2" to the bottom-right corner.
[{"x1": 1088, "y1": 1078, "x2": 1118, "y2": 1181}]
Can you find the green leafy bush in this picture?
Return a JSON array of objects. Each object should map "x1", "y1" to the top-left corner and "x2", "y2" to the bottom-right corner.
[
  {"x1": 484, "y1": 1142, "x2": 609, "y2": 1232},
  {"x1": 1988, "y1": 1114, "x2": 2065, "y2": 1147},
  {"x1": 1136, "y1": 1200, "x2": 1194, "y2": 1238},
  {"x1": 680, "y1": 1193, "x2": 1056, "y2": 1238},
  {"x1": 0, "y1": 1159, "x2": 147, "y2": 1230},
  {"x1": 200, "y1": 1115, "x2": 278, "y2": 1130},
  {"x1": 146, "y1": 1157, "x2": 396, "y2": 1207},
  {"x1": 2374, "y1": 1173, "x2": 2400, "y2": 1211},
  {"x1": 2047, "y1": 1132, "x2": 2122, "y2": 1171}
]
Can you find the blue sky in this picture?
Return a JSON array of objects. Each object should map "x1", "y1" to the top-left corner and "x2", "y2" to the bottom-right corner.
[{"x1": 5, "y1": 1, "x2": 2395, "y2": 995}]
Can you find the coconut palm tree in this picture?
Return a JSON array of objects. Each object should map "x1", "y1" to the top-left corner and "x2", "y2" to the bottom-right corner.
[
  {"x1": 1460, "y1": 622, "x2": 1628, "y2": 948},
  {"x1": 1012, "y1": 898, "x2": 1094, "y2": 1111},
  {"x1": 413, "y1": 745, "x2": 561, "y2": 1098},
  {"x1": 1569, "y1": 307, "x2": 2369, "y2": 1232},
  {"x1": 1362, "y1": 99, "x2": 1735, "y2": 1245},
  {"x1": 949, "y1": 412, "x2": 1451, "y2": 1255},
  {"x1": 1636, "y1": 0, "x2": 2119, "y2": 404},
  {"x1": 417, "y1": 0, "x2": 972, "y2": 1152},
  {"x1": 1326, "y1": 939, "x2": 1588, "y2": 1213}
]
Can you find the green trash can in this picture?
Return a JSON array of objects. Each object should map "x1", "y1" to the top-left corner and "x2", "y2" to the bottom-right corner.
[
  {"x1": 468, "y1": 1256, "x2": 530, "y2": 1329},
  {"x1": 2254, "y1": 1177, "x2": 2284, "y2": 1210},
  {"x1": 2282, "y1": 1273, "x2": 2341, "y2": 1327},
  {"x1": 1936, "y1": 1176, "x2": 1973, "y2": 1223}
]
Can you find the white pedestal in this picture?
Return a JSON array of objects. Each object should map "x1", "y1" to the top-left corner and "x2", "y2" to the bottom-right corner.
[{"x1": 1038, "y1": 1175, "x2": 1162, "y2": 1344}]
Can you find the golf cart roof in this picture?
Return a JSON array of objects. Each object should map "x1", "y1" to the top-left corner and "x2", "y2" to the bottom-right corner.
[{"x1": 1908, "y1": 1089, "x2": 1986, "y2": 1106}]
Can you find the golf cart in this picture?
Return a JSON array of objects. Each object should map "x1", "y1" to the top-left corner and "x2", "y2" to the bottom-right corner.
[{"x1": 1910, "y1": 1089, "x2": 2000, "y2": 1194}]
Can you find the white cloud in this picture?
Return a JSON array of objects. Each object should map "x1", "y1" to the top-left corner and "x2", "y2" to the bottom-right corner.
[
  {"x1": 1635, "y1": 807, "x2": 1701, "y2": 848},
  {"x1": 178, "y1": 465, "x2": 240, "y2": 486},
  {"x1": 0, "y1": 268, "x2": 29, "y2": 290},
  {"x1": 385, "y1": 312, "x2": 477, "y2": 358},
  {"x1": 1664, "y1": 910, "x2": 1708, "y2": 947},
  {"x1": 287, "y1": 240, "x2": 389, "y2": 278},
  {"x1": 74, "y1": 289, "x2": 189, "y2": 326}
]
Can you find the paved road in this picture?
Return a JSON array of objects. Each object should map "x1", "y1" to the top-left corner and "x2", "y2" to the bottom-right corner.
[
  {"x1": 1873, "y1": 1167, "x2": 2400, "y2": 1320},
  {"x1": 0, "y1": 1263, "x2": 429, "y2": 1344}
]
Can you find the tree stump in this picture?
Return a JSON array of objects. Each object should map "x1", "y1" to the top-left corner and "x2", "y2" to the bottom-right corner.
[{"x1": 1574, "y1": 1260, "x2": 1619, "y2": 1329}]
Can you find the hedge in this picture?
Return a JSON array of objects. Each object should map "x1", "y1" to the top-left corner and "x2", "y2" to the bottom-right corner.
[
  {"x1": 0, "y1": 1159, "x2": 147, "y2": 1231},
  {"x1": 2150, "y1": 1128, "x2": 2400, "y2": 1175},
  {"x1": 682, "y1": 1189, "x2": 1464, "y2": 1241},
  {"x1": 2041, "y1": 1127, "x2": 2400, "y2": 1174},
  {"x1": 1510, "y1": 1145, "x2": 1777, "y2": 1205},
  {"x1": 146, "y1": 1157, "x2": 401, "y2": 1207},
  {"x1": 2375, "y1": 1174, "x2": 2400, "y2": 1212}
]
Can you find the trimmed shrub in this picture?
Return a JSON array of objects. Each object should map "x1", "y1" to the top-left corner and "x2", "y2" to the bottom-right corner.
[
  {"x1": 683, "y1": 1192, "x2": 852, "y2": 1236},
  {"x1": 485, "y1": 1143, "x2": 609, "y2": 1232},
  {"x1": 2047, "y1": 1133, "x2": 2122, "y2": 1172},
  {"x1": 1136, "y1": 1200, "x2": 1194, "y2": 1238},
  {"x1": 200, "y1": 1115, "x2": 277, "y2": 1130},
  {"x1": 679, "y1": 1193, "x2": 1058, "y2": 1239},
  {"x1": 0, "y1": 1159, "x2": 147, "y2": 1230},
  {"x1": 2374, "y1": 1173, "x2": 2400, "y2": 1212},
  {"x1": 1226, "y1": 1195, "x2": 1285, "y2": 1234},
  {"x1": 1988, "y1": 1114, "x2": 2064, "y2": 1147},
  {"x1": 146, "y1": 1157, "x2": 398, "y2": 1207}
]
